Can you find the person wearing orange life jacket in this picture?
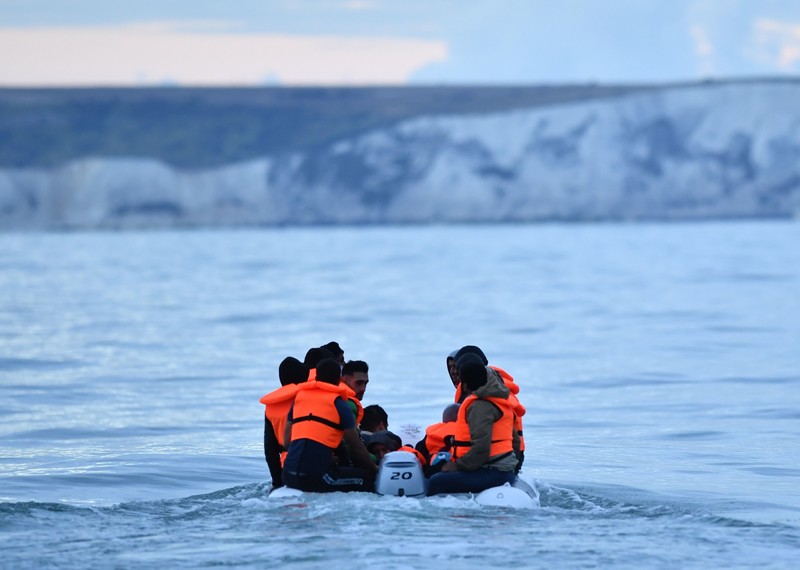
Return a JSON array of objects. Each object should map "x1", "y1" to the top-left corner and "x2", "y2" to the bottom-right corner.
[
  {"x1": 303, "y1": 346, "x2": 334, "y2": 382},
  {"x1": 330, "y1": 359, "x2": 368, "y2": 467},
  {"x1": 414, "y1": 403, "x2": 460, "y2": 475},
  {"x1": 259, "y1": 356, "x2": 309, "y2": 490},
  {"x1": 453, "y1": 345, "x2": 526, "y2": 473},
  {"x1": 427, "y1": 354, "x2": 519, "y2": 496},
  {"x1": 341, "y1": 360, "x2": 368, "y2": 422},
  {"x1": 282, "y1": 358, "x2": 378, "y2": 493}
]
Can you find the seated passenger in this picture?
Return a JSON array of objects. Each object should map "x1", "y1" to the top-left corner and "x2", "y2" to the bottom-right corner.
[
  {"x1": 321, "y1": 341, "x2": 345, "y2": 367},
  {"x1": 415, "y1": 403, "x2": 460, "y2": 474},
  {"x1": 259, "y1": 356, "x2": 309, "y2": 489},
  {"x1": 303, "y1": 346, "x2": 334, "y2": 381},
  {"x1": 366, "y1": 430, "x2": 402, "y2": 463},
  {"x1": 282, "y1": 358, "x2": 378, "y2": 493},
  {"x1": 427, "y1": 355, "x2": 519, "y2": 496},
  {"x1": 454, "y1": 345, "x2": 527, "y2": 473},
  {"x1": 360, "y1": 404, "x2": 389, "y2": 437}
]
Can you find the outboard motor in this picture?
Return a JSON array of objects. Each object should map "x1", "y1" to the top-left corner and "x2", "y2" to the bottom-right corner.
[{"x1": 375, "y1": 451, "x2": 427, "y2": 497}]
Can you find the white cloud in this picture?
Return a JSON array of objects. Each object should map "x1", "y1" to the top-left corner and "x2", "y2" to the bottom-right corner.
[
  {"x1": 0, "y1": 22, "x2": 448, "y2": 86},
  {"x1": 749, "y1": 18, "x2": 800, "y2": 71},
  {"x1": 340, "y1": 0, "x2": 380, "y2": 10},
  {"x1": 690, "y1": 24, "x2": 715, "y2": 76},
  {"x1": 691, "y1": 25, "x2": 714, "y2": 56}
]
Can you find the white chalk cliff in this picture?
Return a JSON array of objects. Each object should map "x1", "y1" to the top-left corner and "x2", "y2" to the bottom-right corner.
[{"x1": 2, "y1": 81, "x2": 799, "y2": 229}]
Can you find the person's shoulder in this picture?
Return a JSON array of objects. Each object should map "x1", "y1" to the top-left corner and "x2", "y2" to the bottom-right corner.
[
  {"x1": 467, "y1": 398, "x2": 503, "y2": 418},
  {"x1": 334, "y1": 398, "x2": 356, "y2": 427}
]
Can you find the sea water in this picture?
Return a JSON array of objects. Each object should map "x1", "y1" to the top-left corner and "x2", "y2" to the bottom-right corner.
[{"x1": 1, "y1": 221, "x2": 799, "y2": 569}]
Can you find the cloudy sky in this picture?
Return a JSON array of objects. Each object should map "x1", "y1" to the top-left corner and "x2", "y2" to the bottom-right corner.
[{"x1": 1, "y1": 0, "x2": 799, "y2": 86}]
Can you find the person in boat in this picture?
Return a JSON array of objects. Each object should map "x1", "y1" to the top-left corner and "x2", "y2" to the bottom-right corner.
[
  {"x1": 453, "y1": 345, "x2": 527, "y2": 473},
  {"x1": 414, "y1": 403, "x2": 460, "y2": 475},
  {"x1": 259, "y1": 356, "x2": 309, "y2": 490},
  {"x1": 282, "y1": 358, "x2": 378, "y2": 493},
  {"x1": 303, "y1": 346, "x2": 334, "y2": 380},
  {"x1": 445, "y1": 349, "x2": 460, "y2": 390},
  {"x1": 365, "y1": 430, "x2": 403, "y2": 463},
  {"x1": 341, "y1": 360, "x2": 369, "y2": 402},
  {"x1": 321, "y1": 341, "x2": 345, "y2": 367},
  {"x1": 331, "y1": 359, "x2": 368, "y2": 465},
  {"x1": 426, "y1": 354, "x2": 519, "y2": 496},
  {"x1": 360, "y1": 404, "x2": 388, "y2": 437}
]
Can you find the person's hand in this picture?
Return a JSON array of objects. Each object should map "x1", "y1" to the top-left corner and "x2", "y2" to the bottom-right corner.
[{"x1": 440, "y1": 461, "x2": 458, "y2": 472}]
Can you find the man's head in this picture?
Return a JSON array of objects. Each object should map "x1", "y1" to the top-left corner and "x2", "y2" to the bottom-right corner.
[
  {"x1": 342, "y1": 360, "x2": 369, "y2": 400},
  {"x1": 321, "y1": 341, "x2": 345, "y2": 366},
  {"x1": 457, "y1": 353, "x2": 487, "y2": 394},
  {"x1": 446, "y1": 349, "x2": 459, "y2": 388},
  {"x1": 315, "y1": 358, "x2": 342, "y2": 385},
  {"x1": 278, "y1": 356, "x2": 309, "y2": 386},
  {"x1": 366, "y1": 430, "x2": 402, "y2": 463},
  {"x1": 442, "y1": 403, "x2": 460, "y2": 423},
  {"x1": 304, "y1": 347, "x2": 333, "y2": 369},
  {"x1": 360, "y1": 404, "x2": 388, "y2": 432}
]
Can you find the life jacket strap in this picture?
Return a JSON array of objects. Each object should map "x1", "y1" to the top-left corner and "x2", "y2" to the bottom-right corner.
[{"x1": 292, "y1": 414, "x2": 343, "y2": 430}]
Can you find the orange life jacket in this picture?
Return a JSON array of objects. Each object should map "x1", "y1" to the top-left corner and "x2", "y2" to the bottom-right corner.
[
  {"x1": 424, "y1": 421, "x2": 457, "y2": 459},
  {"x1": 507, "y1": 392, "x2": 526, "y2": 452},
  {"x1": 489, "y1": 366, "x2": 526, "y2": 452},
  {"x1": 451, "y1": 394, "x2": 515, "y2": 463},
  {"x1": 340, "y1": 382, "x2": 364, "y2": 425},
  {"x1": 454, "y1": 383, "x2": 464, "y2": 404},
  {"x1": 289, "y1": 380, "x2": 350, "y2": 448},
  {"x1": 259, "y1": 383, "x2": 300, "y2": 449},
  {"x1": 398, "y1": 445, "x2": 426, "y2": 465}
]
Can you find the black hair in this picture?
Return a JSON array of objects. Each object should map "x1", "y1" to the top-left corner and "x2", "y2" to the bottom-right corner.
[
  {"x1": 278, "y1": 356, "x2": 309, "y2": 386},
  {"x1": 342, "y1": 360, "x2": 368, "y2": 376},
  {"x1": 321, "y1": 341, "x2": 343, "y2": 357},
  {"x1": 304, "y1": 347, "x2": 334, "y2": 369},
  {"x1": 360, "y1": 404, "x2": 388, "y2": 432},
  {"x1": 315, "y1": 358, "x2": 342, "y2": 385}
]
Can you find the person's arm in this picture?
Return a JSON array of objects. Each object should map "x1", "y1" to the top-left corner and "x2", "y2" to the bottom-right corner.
[
  {"x1": 415, "y1": 436, "x2": 430, "y2": 463},
  {"x1": 264, "y1": 417, "x2": 283, "y2": 488},
  {"x1": 454, "y1": 401, "x2": 500, "y2": 471},
  {"x1": 283, "y1": 405, "x2": 294, "y2": 449},
  {"x1": 343, "y1": 428, "x2": 379, "y2": 473}
]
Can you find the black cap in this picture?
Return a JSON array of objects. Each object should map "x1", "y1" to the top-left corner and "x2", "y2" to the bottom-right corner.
[
  {"x1": 455, "y1": 345, "x2": 488, "y2": 365},
  {"x1": 458, "y1": 354, "x2": 488, "y2": 391},
  {"x1": 278, "y1": 356, "x2": 309, "y2": 386},
  {"x1": 366, "y1": 430, "x2": 402, "y2": 452}
]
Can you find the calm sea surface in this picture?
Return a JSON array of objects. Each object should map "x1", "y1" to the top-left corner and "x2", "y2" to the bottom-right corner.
[{"x1": 1, "y1": 221, "x2": 799, "y2": 569}]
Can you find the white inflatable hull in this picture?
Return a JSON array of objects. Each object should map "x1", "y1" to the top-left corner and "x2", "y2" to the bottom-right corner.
[
  {"x1": 270, "y1": 451, "x2": 540, "y2": 508},
  {"x1": 475, "y1": 481, "x2": 540, "y2": 508}
]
